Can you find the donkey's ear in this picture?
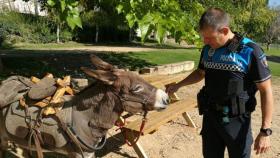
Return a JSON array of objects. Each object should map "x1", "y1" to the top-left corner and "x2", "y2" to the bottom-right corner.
[
  {"x1": 81, "y1": 67, "x2": 117, "y2": 85},
  {"x1": 90, "y1": 55, "x2": 114, "y2": 71}
]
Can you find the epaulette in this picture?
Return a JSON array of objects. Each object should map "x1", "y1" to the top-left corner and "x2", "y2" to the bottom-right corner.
[{"x1": 227, "y1": 33, "x2": 244, "y2": 53}]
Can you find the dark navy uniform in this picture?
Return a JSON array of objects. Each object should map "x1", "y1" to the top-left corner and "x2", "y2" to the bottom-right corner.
[{"x1": 198, "y1": 34, "x2": 271, "y2": 158}]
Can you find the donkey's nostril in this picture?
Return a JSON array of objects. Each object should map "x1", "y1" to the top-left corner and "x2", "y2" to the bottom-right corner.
[
  {"x1": 163, "y1": 98, "x2": 170, "y2": 105},
  {"x1": 167, "y1": 98, "x2": 170, "y2": 104}
]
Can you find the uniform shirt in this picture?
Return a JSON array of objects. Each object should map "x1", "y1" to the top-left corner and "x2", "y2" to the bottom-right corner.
[{"x1": 198, "y1": 35, "x2": 271, "y2": 104}]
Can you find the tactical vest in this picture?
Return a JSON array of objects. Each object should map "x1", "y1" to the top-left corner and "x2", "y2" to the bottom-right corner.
[{"x1": 200, "y1": 36, "x2": 259, "y2": 116}]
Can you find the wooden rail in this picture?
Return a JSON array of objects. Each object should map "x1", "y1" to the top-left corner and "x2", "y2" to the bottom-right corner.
[{"x1": 124, "y1": 98, "x2": 197, "y2": 135}]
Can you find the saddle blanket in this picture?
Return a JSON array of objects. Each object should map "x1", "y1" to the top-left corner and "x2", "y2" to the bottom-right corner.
[{"x1": 5, "y1": 101, "x2": 72, "y2": 148}]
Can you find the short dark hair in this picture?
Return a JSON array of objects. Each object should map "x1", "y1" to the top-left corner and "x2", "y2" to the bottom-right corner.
[{"x1": 199, "y1": 7, "x2": 230, "y2": 31}]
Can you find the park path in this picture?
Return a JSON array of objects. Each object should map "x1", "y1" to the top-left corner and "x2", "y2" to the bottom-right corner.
[{"x1": 58, "y1": 46, "x2": 159, "y2": 52}]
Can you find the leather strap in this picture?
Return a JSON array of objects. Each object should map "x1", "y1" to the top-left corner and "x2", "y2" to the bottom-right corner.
[
  {"x1": 23, "y1": 99, "x2": 44, "y2": 158},
  {"x1": 53, "y1": 114, "x2": 85, "y2": 158}
]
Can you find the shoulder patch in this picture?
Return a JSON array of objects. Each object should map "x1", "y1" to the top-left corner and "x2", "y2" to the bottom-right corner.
[{"x1": 261, "y1": 56, "x2": 269, "y2": 68}]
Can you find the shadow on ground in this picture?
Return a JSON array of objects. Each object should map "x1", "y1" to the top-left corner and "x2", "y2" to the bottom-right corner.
[
  {"x1": 4, "y1": 133, "x2": 133, "y2": 158},
  {"x1": 0, "y1": 50, "x2": 156, "y2": 80},
  {"x1": 95, "y1": 132, "x2": 137, "y2": 158}
]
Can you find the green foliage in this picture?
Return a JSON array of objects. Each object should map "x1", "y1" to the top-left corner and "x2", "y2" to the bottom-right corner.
[
  {"x1": 1, "y1": 0, "x2": 276, "y2": 46},
  {"x1": 198, "y1": 0, "x2": 276, "y2": 40},
  {"x1": 75, "y1": 0, "x2": 130, "y2": 42},
  {"x1": 0, "y1": 12, "x2": 73, "y2": 45},
  {"x1": 262, "y1": 7, "x2": 280, "y2": 46},
  {"x1": 117, "y1": 0, "x2": 204, "y2": 44},
  {"x1": 81, "y1": 10, "x2": 110, "y2": 27},
  {"x1": 80, "y1": 0, "x2": 127, "y2": 26},
  {"x1": 46, "y1": 0, "x2": 82, "y2": 30},
  {"x1": 114, "y1": 0, "x2": 275, "y2": 44}
]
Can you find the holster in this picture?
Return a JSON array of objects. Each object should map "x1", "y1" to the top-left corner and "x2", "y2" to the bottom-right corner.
[
  {"x1": 228, "y1": 79, "x2": 246, "y2": 116},
  {"x1": 197, "y1": 86, "x2": 208, "y2": 115}
]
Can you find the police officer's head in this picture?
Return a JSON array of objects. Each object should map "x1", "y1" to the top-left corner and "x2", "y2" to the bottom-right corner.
[{"x1": 199, "y1": 8, "x2": 234, "y2": 49}]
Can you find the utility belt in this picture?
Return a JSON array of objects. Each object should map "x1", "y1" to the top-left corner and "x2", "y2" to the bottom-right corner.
[
  {"x1": 197, "y1": 81, "x2": 256, "y2": 123},
  {"x1": 207, "y1": 96, "x2": 246, "y2": 116}
]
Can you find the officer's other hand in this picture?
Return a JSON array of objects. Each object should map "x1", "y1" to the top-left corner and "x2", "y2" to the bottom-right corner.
[
  {"x1": 254, "y1": 133, "x2": 271, "y2": 155},
  {"x1": 165, "y1": 83, "x2": 180, "y2": 94}
]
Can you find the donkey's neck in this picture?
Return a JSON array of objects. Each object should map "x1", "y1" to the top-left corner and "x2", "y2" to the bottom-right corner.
[{"x1": 70, "y1": 82, "x2": 122, "y2": 141}]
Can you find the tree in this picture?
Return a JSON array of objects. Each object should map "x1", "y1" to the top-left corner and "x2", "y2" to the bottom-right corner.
[
  {"x1": 80, "y1": 0, "x2": 129, "y2": 43},
  {"x1": 264, "y1": 8, "x2": 280, "y2": 50},
  {"x1": 46, "y1": 0, "x2": 82, "y2": 43},
  {"x1": 34, "y1": 0, "x2": 39, "y2": 15},
  {"x1": 197, "y1": 0, "x2": 275, "y2": 41},
  {"x1": 116, "y1": 0, "x2": 204, "y2": 44},
  {"x1": 241, "y1": 0, "x2": 275, "y2": 40}
]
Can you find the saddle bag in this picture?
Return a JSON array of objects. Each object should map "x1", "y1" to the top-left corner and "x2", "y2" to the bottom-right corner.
[
  {"x1": 0, "y1": 76, "x2": 33, "y2": 108},
  {"x1": 5, "y1": 101, "x2": 72, "y2": 148}
]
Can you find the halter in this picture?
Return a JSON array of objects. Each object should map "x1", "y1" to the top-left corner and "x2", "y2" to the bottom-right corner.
[
  {"x1": 112, "y1": 87, "x2": 156, "y2": 115},
  {"x1": 112, "y1": 87, "x2": 156, "y2": 146}
]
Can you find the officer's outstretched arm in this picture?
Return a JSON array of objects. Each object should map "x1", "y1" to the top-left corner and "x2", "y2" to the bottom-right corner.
[
  {"x1": 254, "y1": 78, "x2": 273, "y2": 154},
  {"x1": 166, "y1": 68, "x2": 205, "y2": 94}
]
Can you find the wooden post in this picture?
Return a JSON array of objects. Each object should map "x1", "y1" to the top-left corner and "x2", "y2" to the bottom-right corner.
[
  {"x1": 126, "y1": 131, "x2": 148, "y2": 158},
  {"x1": 182, "y1": 112, "x2": 197, "y2": 128},
  {"x1": 117, "y1": 117, "x2": 148, "y2": 158},
  {"x1": 165, "y1": 83, "x2": 197, "y2": 128}
]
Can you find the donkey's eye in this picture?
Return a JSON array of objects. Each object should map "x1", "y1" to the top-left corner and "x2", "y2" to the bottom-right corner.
[{"x1": 132, "y1": 84, "x2": 144, "y2": 93}]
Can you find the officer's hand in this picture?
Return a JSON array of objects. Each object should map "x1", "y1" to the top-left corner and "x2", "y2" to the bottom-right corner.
[
  {"x1": 165, "y1": 83, "x2": 180, "y2": 94},
  {"x1": 254, "y1": 133, "x2": 271, "y2": 155}
]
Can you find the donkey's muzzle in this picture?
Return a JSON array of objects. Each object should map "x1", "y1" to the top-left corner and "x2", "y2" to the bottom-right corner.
[{"x1": 155, "y1": 89, "x2": 169, "y2": 110}]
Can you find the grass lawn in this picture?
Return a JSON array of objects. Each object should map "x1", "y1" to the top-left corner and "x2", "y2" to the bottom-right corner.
[
  {"x1": 125, "y1": 47, "x2": 280, "y2": 77},
  {"x1": 264, "y1": 48, "x2": 280, "y2": 77},
  {"x1": 265, "y1": 47, "x2": 279, "y2": 56},
  {"x1": 128, "y1": 49, "x2": 201, "y2": 66}
]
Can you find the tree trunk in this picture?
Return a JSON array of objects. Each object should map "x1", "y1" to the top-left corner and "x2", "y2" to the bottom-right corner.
[
  {"x1": 27, "y1": 2, "x2": 31, "y2": 13},
  {"x1": 95, "y1": 25, "x2": 99, "y2": 43},
  {"x1": 0, "y1": 58, "x2": 3, "y2": 73},
  {"x1": 0, "y1": 150, "x2": 5, "y2": 158},
  {"x1": 56, "y1": 24, "x2": 60, "y2": 43},
  {"x1": 34, "y1": 0, "x2": 39, "y2": 15},
  {"x1": 266, "y1": 43, "x2": 271, "y2": 51},
  {"x1": 129, "y1": 28, "x2": 133, "y2": 42},
  {"x1": 7, "y1": 0, "x2": 12, "y2": 10}
]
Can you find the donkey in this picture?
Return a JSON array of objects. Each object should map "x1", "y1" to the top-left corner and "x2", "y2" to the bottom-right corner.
[{"x1": 0, "y1": 55, "x2": 169, "y2": 158}]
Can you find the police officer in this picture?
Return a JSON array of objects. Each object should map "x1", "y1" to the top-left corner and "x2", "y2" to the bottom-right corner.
[{"x1": 166, "y1": 7, "x2": 274, "y2": 158}]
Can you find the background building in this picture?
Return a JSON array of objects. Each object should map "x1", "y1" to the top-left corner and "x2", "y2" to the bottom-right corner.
[{"x1": 0, "y1": 0, "x2": 46, "y2": 16}]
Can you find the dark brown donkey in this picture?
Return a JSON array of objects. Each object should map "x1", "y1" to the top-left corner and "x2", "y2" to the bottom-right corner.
[{"x1": 0, "y1": 55, "x2": 169, "y2": 158}]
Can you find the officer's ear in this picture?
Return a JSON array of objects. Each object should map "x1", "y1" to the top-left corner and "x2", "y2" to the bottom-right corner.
[{"x1": 220, "y1": 27, "x2": 229, "y2": 36}]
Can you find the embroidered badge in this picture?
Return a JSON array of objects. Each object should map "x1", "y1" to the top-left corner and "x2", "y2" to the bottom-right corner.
[{"x1": 208, "y1": 48, "x2": 215, "y2": 61}]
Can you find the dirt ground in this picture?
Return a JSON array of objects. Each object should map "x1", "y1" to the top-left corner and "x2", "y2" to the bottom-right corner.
[{"x1": 95, "y1": 72, "x2": 280, "y2": 158}]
